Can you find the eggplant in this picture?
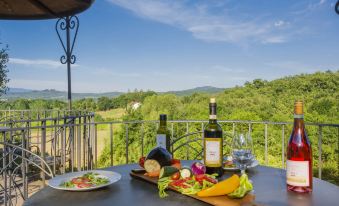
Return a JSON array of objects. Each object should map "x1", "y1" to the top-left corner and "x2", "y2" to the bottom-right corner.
[{"x1": 146, "y1": 147, "x2": 172, "y2": 167}]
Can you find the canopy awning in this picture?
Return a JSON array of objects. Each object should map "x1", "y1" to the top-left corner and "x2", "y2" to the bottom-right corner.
[{"x1": 0, "y1": 0, "x2": 94, "y2": 20}]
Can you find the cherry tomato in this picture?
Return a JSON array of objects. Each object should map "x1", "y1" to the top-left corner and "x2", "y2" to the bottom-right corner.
[
  {"x1": 171, "y1": 159, "x2": 181, "y2": 165},
  {"x1": 171, "y1": 172, "x2": 180, "y2": 180},
  {"x1": 171, "y1": 162, "x2": 181, "y2": 170},
  {"x1": 139, "y1": 156, "x2": 145, "y2": 168}
]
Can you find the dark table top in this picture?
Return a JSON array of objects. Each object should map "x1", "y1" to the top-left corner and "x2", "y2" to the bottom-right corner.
[{"x1": 24, "y1": 161, "x2": 339, "y2": 206}]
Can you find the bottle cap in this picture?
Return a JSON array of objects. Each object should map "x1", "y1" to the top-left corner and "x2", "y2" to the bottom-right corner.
[
  {"x1": 159, "y1": 114, "x2": 167, "y2": 121},
  {"x1": 294, "y1": 101, "x2": 303, "y2": 115},
  {"x1": 210, "y1": 98, "x2": 216, "y2": 103}
]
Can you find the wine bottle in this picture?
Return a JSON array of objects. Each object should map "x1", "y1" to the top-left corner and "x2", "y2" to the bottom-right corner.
[
  {"x1": 156, "y1": 114, "x2": 171, "y2": 152},
  {"x1": 204, "y1": 98, "x2": 223, "y2": 177},
  {"x1": 286, "y1": 101, "x2": 312, "y2": 193}
]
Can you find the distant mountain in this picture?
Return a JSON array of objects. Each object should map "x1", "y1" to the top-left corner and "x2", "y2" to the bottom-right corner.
[
  {"x1": 7, "y1": 88, "x2": 33, "y2": 93},
  {"x1": 2, "y1": 86, "x2": 224, "y2": 100},
  {"x1": 164, "y1": 86, "x2": 225, "y2": 96},
  {"x1": 3, "y1": 89, "x2": 123, "y2": 100}
]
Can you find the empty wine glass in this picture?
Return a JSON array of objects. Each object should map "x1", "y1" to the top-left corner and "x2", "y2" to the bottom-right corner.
[{"x1": 232, "y1": 133, "x2": 254, "y2": 174}]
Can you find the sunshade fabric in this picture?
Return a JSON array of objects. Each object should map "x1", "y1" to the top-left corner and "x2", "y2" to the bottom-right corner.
[{"x1": 0, "y1": 0, "x2": 94, "y2": 20}]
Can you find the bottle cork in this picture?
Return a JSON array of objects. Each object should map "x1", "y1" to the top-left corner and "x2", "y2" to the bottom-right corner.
[
  {"x1": 294, "y1": 101, "x2": 303, "y2": 115},
  {"x1": 210, "y1": 98, "x2": 216, "y2": 103}
]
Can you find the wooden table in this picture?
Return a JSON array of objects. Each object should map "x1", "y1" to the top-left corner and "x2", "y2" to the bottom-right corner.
[{"x1": 24, "y1": 161, "x2": 339, "y2": 206}]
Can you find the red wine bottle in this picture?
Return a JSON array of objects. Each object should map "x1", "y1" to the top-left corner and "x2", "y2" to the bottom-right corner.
[{"x1": 286, "y1": 101, "x2": 312, "y2": 193}]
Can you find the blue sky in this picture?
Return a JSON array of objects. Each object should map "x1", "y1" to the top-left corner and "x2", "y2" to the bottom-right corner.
[{"x1": 1, "y1": 0, "x2": 338, "y2": 92}]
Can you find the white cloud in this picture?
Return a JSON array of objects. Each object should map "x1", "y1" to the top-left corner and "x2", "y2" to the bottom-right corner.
[
  {"x1": 9, "y1": 58, "x2": 79, "y2": 69},
  {"x1": 93, "y1": 67, "x2": 141, "y2": 77},
  {"x1": 262, "y1": 36, "x2": 287, "y2": 44},
  {"x1": 319, "y1": 0, "x2": 326, "y2": 5},
  {"x1": 274, "y1": 20, "x2": 289, "y2": 28},
  {"x1": 106, "y1": 0, "x2": 292, "y2": 44}
]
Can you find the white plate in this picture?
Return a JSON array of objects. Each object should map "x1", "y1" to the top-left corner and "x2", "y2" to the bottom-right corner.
[{"x1": 48, "y1": 170, "x2": 121, "y2": 191}]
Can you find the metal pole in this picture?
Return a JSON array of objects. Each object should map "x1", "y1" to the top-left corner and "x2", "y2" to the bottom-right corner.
[
  {"x1": 94, "y1": 123, "x2": 97, "y2": 169},
  {"x1": 125, "y1": 124, "x2": 129, "y2": 164},
  {"x1": 110, "y1": 123, "x2": 114, "y2": 166},
  {"x1": 56, "y1": 15, "x2": 79, "y2": 110},
  {"x1": 140, "y1": 123, "x2": 144, "y2": 157},
  {"x1": 318, "y1": 126, "x2": 322, "y2": 179},
  {"x1": 186, "y1": 122, "x2": 189, "y2": 160},
  {"x1": 66, "y1": 16, "x2": 72, "y2": 109},
  {"x1": 337, "y1": 127, "x2": 339, "y2": 176},
  {"x1": 265, "y1": 123, "x2": 268, "y2": 166},
  {"x1": 77, "y1": 123, "x2": 81, "y2": 171},
  {"x1": 282, "y1": 124, "x2": 285, "y2": 169},
  {"x1": 3, "y1": 132, "x2": 7, "y2": 206},
  {"x1": 171, "y1": 122, "x2": 174, "y2": 155},
  {"x1": 22, "y1": 130, "x2": 28, "y2": 200},
  {"x1": 41, "y1": 120, "x2": 46, "y2": 187}
]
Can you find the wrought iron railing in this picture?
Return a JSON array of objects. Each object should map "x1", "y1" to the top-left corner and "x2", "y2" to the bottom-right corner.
[
  {"x1": 0, "y1": 111, "x2": 95, "y2": 205},
  {"x1": 0, "y1": 112, "x2": 338, "y2": 206},
  {"x1": 92, "y1": 120, "x2": 339, "y2": 179}
]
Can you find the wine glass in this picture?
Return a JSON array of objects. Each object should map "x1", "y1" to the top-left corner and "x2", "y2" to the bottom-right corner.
[{"x1": 232, "y1": 133, "x2": 254, "y2": 174}]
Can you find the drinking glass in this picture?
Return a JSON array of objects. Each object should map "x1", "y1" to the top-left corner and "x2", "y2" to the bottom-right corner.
[{"x1": 232, "y1": 133, "x2": 254, "y2": 174}]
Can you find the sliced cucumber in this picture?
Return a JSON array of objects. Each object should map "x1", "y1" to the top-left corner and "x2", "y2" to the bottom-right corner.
[
  {"x1": 180, "y1": 167, "x2": 192, "y2": 178},
  {"x1": 159, "y1": 166, "x2": 179, "y2": 179}
]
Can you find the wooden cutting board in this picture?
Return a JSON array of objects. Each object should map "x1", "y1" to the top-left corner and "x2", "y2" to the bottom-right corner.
[{"x1": 130, "y1": 171, "x2": 255, "y2": 206}]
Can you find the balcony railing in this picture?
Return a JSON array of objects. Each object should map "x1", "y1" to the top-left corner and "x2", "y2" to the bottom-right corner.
[{"x1": 0, "y1": 110, "x2": 338, "y2": 205}]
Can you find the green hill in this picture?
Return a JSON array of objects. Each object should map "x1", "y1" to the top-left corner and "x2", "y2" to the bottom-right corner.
[
  {"x1": 2, "y1": 89, "x2": 123, "y2": 100},
  {"x1": 2, "y1": 86, "x2": 224, "y2": 100},
  {"x1": 164, "y1": 86, "x2": 224, "y2": 96}
]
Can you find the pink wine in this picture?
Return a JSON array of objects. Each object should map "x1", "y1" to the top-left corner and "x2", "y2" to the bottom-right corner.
[{"x1": 286, "y1": 101, "x2": 312, "y2": 193}]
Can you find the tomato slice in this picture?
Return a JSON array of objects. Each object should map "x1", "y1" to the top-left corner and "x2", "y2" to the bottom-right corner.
[
  {"x1": 195, "y1": 174, "x2": 205, "y2": 182},
  {"x1": 71, "y1": 177, "x2": 84, "y2": 184},
  {"x1": 204, "y1": 176, "x2": 218, "y2": 184},
  {"x1": 77, "y1": 183, "x2": 93, "y2": 188},
  {"x1": 81, "y1": 177, "x2": 91, "y2": 183},
  {"x1": 171, "y1": 172, "x2": 180, "y2": 180},
  {"x1": 194, "y1": 174, "x2": 218, "y2": 184}
]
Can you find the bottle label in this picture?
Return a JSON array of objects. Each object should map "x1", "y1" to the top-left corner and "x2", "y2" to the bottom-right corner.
[
  {"x1": 294, "y1": 114, "x2": 304, "y2": 118},
  {"x1": 286, "y1": 160, "x2": 310, "y2": 187},
  {"x1": 209, "y1": 115, "x2": 217, "y2": 119},
  {"x1": 156, "y1": 134, "x2": 166, "y2": 149},
  {"x1": 204, "y1": 138, "x2": 222, "y2": 167}
]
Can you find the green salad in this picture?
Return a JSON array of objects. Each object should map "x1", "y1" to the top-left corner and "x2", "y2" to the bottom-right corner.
[{"x1": 60, "y1": 172, "x2": 110, "y2": 189}]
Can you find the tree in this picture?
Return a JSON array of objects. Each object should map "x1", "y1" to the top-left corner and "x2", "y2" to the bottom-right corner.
[
  {"x1": 0, "y1": 44, "x2": 9, "y2": 95},
  {"x1": 97, "y1": 96, "x2": 113, "y2": 111}
]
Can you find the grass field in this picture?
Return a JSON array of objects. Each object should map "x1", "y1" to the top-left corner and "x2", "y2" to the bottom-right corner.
[{"x1": 96, "y1": 108, "x2": 126, "y2": 121}]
